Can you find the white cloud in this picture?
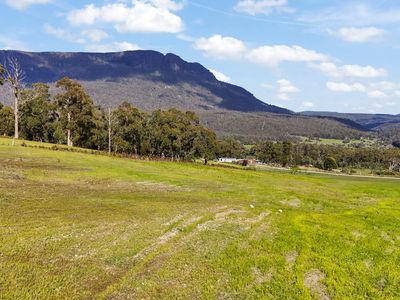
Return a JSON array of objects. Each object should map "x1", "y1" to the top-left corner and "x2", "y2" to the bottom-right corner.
[
  {"x1": 67, "y1": 1, "x2": 184, "y2": 34},
  {"x1": 6, "y1": 0, "x2": 51, "y2": 9},
  {"x1": 85, "y1": 42, "x2": 141, "y2": 53},
  {"x1": 247, "y1": 45, "x2": 328, "y2": 67},
  {"x1": 81, "y1": 29, "x2": 109, "y2": 42},
  {"x1": 176, "y1": 33, "x2": 195, "y2": 42},
  {"x1": 194, "y1": 35, "x2": 246, "y2": 60},
  {"x1": 150, "y1": 0, "x2": 185, "y2": 11},
  {"x1": 329, "y1": 27, "x2": 384, "y2": 43},
  {"x1": 277, "y1": 79, "x2": 300, "y2": 93},
  {"x1": 367, "y1": 90, "x2": 389, "y2": 99},
  {"x1": 302, "y1": 101, "x2": 315, "y2": 108},
  {"x1": 312, "y1": 62, "x2": 387, "y2": 78},
  {"x1": 209, "y1": 68, "x2": 231, "y2": 82},
  {"x1": 326, "y1": 81, "x2": 395, "y2": 99},
  {"x1": 370, "y1": 81, "x2": 400, "y2": 91},
  {"x1": 326, "y1": 82, "x2": 366, "y2": 92},
  {"x1": 277, "y1": 79, "x2": 300, "y2": 100},
  {"x1": 234, "y1": 0, "x2": 294, "y2": 15},
  {"x1": 44, "y1": 24, "x2": 85, "y2": 44}
]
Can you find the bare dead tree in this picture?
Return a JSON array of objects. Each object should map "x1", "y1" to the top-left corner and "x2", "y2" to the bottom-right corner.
[
  {"x1": 5, "y1": 58, "x2": 25, "y2": 143},
  {"x1": 105, "y1": 107, "x2": 115, "y2": 154}
]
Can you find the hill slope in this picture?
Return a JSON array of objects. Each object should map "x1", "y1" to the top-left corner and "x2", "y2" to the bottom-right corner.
[
  {"x1": 0, "y1": 50, "x2": 372, "y2": 141},
  {"x1": 199, "y1": 110, "x2": 367, "y2": 142},
  {"x1": 301, "y1": 111, "x2": 400, "y2": 142},
  {"x1": 301, "y1": 111, "x2": 400, "y2": 130},
  {"x1": 0, "y1": 50, "x2": 290, "y2": 114},
  {"x1": 1, "y1": 138, "x2": 400, "y2": 298}
]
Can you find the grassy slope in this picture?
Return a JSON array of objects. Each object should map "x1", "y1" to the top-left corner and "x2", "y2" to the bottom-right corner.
[
  {"x1": 0, "y1": 138, "x2": 399, "y2": 299},
  {"x1": 297, "y1": 136, "x2": 381, "y2": 148}
]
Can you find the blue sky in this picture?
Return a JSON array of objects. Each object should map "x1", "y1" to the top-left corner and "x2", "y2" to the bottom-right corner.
[{"x1": 1, "y1": 0, "x2": 400, "y2": 114}]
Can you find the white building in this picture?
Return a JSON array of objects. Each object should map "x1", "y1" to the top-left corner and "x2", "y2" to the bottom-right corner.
[{"x1": 218, "y1": 158, "x2": 239, "y2": 163}]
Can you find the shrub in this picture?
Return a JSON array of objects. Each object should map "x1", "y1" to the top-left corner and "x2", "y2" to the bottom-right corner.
[
  {"x1": 323, "y1": 156, "x2": 338, "y2": 171},
  {"x1": 291, "y1": 166, "x2": 300, "y2": 174},
  {"x1": 375, "y1": 170, "x2": 396, "y2": 176}
]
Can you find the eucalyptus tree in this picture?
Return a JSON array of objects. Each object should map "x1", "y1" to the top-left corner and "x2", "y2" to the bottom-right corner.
[
  {"x1": 0, "y1": 105, "x2": 14, "y2": 136},
  {"x1": 19, "y1": 83, "x2": 54, "y2": 142},
  {"x1": 112, "y1": 101, "x2": 147, "y2": 155},
  {"x1": 55, "y1": 77, "x2": 95, "y2": 147}
]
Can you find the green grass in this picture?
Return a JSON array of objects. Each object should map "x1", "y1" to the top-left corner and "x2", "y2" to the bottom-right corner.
[
  {"x1": 0, "y1": 138, "x2": 399, "y2": 299},
  {"x1": 297, "y1": 136, "x2": 381, "y2": 147},
  {"x1": 244, "y1": 144, "x2": 254, "y2": 150}
]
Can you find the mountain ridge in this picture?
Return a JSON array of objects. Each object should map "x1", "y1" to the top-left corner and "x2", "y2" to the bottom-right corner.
[
  {"x1": 301, "y1": 111, "x2": 400, "y2": 131},
  {"x1": 0, "y1": 50, "x2": 291, "y2": 114},
  {"x1": 1, "y1": 49, "x2": 394, "y2": 142}
]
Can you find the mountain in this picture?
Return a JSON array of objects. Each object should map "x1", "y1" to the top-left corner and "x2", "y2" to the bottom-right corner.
[
  {"x1": 198, "y1": 110, "x2": 367, "y2": 143},
  {"x1": 301, "y1": 111, "x2": 400, "y2": 143},
  {"x1": 0, "y1": 50, "x2": 374, "y2": 141},
  {"x1": 0, "y1": 50, "x2": 290, "y2": 114},
  {"x1": 301, "y1": 111, "x2": 400, "y2": 131}
]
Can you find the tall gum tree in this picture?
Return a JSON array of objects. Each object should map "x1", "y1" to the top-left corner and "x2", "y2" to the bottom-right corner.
[{"x1": 55, "y1": 77, "x2": 94, "y2": 147}]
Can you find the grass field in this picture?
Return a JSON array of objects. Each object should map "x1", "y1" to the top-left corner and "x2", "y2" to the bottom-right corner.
[
  {"x1": 297, "y1": 136, "x2": 381, "y2": 148},
  {"x1": 0, "y1": 138, "x2": 399, "y2": 299}
]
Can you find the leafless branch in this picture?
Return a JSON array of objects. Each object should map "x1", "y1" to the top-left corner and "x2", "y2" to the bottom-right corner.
[
  {"x1": 4, "y1": 57, "x2": 26, "y2": 141},
  {"x1": 5, "y1": 57, "x2": 26, "y2": 96}
]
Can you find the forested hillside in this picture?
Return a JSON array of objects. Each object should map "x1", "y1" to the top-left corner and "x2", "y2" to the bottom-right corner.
[
  {"x1": 199, "y1": 111, "x2": 367, "y2": 143},
  {"x1": 0, "y1": 50, "x2": 373, "y2": 142},
  {"x1": 0, "y1": 50, "x2": 290, "y2": 114}
]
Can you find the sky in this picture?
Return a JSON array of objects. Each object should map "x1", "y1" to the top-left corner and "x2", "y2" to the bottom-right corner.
[{"x1": 1, "y1": 0, "x2": 400, "y2": 114}]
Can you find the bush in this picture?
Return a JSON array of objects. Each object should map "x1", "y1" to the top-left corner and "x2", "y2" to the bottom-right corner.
[
  {"x1": 323, "y1": 156, "x2": 338, "y2": 171},
  {"x1": 341, "y1": 168, "x2": 357, "y2": 175},
  {"x1": 375, "y1": 170, "x2": 397, "y2": 176},
  {"x1": 312, "y1": 161, "x2": 322, "y2": 170},
  {"x1": 291, "y1": 166, "x2": 300, "y2": 174}
]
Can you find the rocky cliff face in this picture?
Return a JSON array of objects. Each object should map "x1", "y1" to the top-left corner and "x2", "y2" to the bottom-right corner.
[{"x1": 0, "y1": 50, "x2": 292, "y2": 114}]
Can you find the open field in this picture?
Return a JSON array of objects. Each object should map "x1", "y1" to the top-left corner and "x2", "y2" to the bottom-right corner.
[
  {"x1": 0, "y1": 138, "x2": 400, "y2": 299},
  {"x1": 297, "y1": 136, "x2": 382, "y2": 148}
]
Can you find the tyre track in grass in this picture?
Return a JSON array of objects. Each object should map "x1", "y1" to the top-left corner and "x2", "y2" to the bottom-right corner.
[{"x1": 98, "y1": 207, "x2": 273, "y2": 299}]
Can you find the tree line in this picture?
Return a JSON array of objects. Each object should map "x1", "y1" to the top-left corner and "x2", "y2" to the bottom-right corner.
[
  {"x1": 0, "y1": 62, "x2": 244, "y2": 162},
  {"x1": 1, "y1": 61, "x2": 399, "y2": 172},
  {"x1": 253, "y1": 141, "x2": 400, "y2": 173}
]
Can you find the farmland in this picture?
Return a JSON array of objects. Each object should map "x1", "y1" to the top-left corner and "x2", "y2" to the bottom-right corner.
[
  {"x1": 297, "y1": 136, "x2": 382, "y2": 148},
  {"x1": 0, "y1": 138, "x2": 399, "y2": 299}
]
